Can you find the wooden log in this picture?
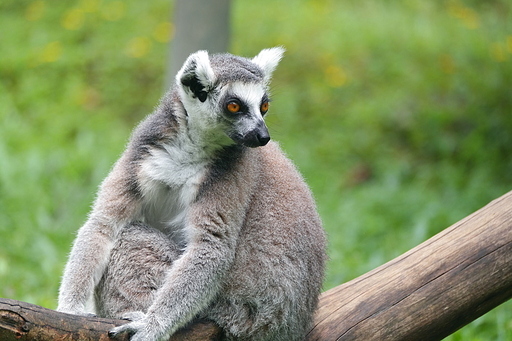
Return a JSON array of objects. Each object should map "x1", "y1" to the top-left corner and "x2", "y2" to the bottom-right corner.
[
  {"x1": 0, "y1": 298, "x2": 221, "y2": 341},
  {"x1": 307, "y1": 189, "x2": 512, "y2": 340},
  {"x1": 1, "y1": 190, "x2": 512, "y2": 340}
]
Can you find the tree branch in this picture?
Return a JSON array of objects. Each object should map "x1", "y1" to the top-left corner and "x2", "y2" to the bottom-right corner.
[
  {"x1": 0, "y1": 298, "x2": 222, "y2": 341},
  {"x1": 307, "y1": 189, "x2": 512, "y2": 340},
  {"x1": 2, "y1": 190, "x2": 512, "y2": 340}
]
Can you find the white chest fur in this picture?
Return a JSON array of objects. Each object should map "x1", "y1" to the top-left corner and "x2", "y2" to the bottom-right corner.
[{"x1": 138, "y1": 142, "x2": 208, "y2": 246}]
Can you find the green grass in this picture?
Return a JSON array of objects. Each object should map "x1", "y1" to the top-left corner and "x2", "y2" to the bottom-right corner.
[{"x1": 1, "y1": 0, "x2": 511, "y2": 339}]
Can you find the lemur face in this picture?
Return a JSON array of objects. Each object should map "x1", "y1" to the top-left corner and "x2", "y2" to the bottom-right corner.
[
  {"x1": 176, "y1": 48, "x2": 284, "y2": 148},
  {"x1": 219, "y1": 82, "x2": 270, "y2": 148}
]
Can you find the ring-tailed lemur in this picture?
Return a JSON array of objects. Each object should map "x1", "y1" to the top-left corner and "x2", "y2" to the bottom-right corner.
[{"x1": 57, "y1": 47, "x2": 327, "y2": 341}]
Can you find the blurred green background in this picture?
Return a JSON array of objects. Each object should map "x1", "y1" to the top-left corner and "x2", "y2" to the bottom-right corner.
[{"x1": 1, "y1": 0, "x2": 511, "y2": 339}]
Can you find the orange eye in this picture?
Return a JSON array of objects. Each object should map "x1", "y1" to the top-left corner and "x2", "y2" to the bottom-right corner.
[
  {"x1": 227, "y1": 102, "x2": 241, "y2": 113},
  {"x1": 261, "y1": 102, "x2": 269, "y2": 113}
]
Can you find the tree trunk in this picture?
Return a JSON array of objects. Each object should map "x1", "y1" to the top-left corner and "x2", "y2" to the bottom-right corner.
[
  {"x1": 166, "y1": 0, "x2": 231, "y2": 87},
  {"x1": 1, "y1": 190, "x2": 512, "y2": 340}
]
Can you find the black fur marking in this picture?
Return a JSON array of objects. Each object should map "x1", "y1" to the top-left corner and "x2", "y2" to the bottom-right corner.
[
  {"x1": 197, "y1": 90, "x2": 208, "y2": 102},
  {"x1": 124, "y1": 89, "x2": 182, "y2": 199},
  {"x1": 181, "y1": 74, "x2": 208, "y2": 102},
  {"x1": 196, "y1": 145, "x2": 246, "y2": 200},
  {"x1": 124, "y1": 170, "x2": 143, "y2": 199},
  {"x1": 130, "y1": 110, "x2": 178, "y2": 162}
]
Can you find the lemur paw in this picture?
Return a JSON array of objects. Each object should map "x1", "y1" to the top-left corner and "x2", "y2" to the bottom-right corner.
[
  {"x1": 108, "y1": 317, "x2": 170, "y2": 341},
  {"x1": 108, "y1": 320, "x2": 141, "y2": 339}
]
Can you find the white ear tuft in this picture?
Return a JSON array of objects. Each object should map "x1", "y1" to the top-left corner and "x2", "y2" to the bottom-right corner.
[
  {"x1": 251, "y1": 46, "x2": 285, "y2": 82},
  {"x1": 176, "y1": 50, "x2": 216, "y2": 102}
]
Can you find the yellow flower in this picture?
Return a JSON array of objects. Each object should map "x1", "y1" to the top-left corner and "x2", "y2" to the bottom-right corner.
[
  {"x1": 325, "y1": 65, "x2": 348, "y2": 88},
  {"x1": 80, "y1": 0, "x2": 100, "y2": 13},
  {"x1": 125, "y1": 37, "x2": 152, "y2": 58},
  {"x1": 153, "y1": 22, "x2": 174, "y2": 43},
  {"x1": 490, "y1": 42, "x2": 507, "y2": 62},
  {"x1": 448, "y1": 2, "x2": 480, "y2": 30},
  {"x1": 40, "y1": 41, "x2": 63, "y2": 63},
  {"x1": 506, "y1": 36, "x2": 512, "y2": 54},
  {"x1": 25, "y1": 0, "x2": 45, "y2": 21},
  {"x1": 62, "y1": 8, "x2": 85, "y2": 31}
]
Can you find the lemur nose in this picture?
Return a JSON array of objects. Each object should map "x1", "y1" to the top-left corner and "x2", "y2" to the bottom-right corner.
[
  {"x1": 257, "y1": 133, "x2": 270, "y2": 146},
  {"x1": 242, "y1": 122, "x2": 270, "y2": 148},
  {"x1": 255, "y1": 121, "x2": 270, "y2": 146}
]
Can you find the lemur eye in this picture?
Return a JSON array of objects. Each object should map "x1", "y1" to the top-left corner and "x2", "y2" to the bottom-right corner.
[
  {"x1": 260, "y1": 102, "x2": 269, "y2": 114},
  {"x1": 226, "y1": 101, "x2": 241, "y2": 113}
]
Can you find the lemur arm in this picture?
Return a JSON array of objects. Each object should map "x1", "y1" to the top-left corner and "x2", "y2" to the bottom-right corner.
[
  {"x1": 147, "y1": 222, "x2": 237, "y2": 337},
  {"x1": 57, "y1": 219, "x2": 115, "y2": 314},
  {"x1": 110, "y1": 151, "x2": 256, "y2": 341},
  {"x1": 108, "y1": 210, "x2": 243, "y2": 341},
  {"x1": 57, "y1": 154, "x2": 141, "y2": 315}
]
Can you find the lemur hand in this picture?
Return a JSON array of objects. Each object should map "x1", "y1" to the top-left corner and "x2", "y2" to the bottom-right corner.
[{"x1": 108, "y1": 313, "x2": 170, "y2": 341}]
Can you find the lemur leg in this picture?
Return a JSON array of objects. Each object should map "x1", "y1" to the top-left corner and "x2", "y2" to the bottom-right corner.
[{"x1": 95, "y1": 222, "x2": 182, "y2": 319}]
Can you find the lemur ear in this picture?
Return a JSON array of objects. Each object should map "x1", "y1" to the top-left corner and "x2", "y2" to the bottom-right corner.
[
  {"x1": 252, "y1": 46, "x2": 285, "y2": 83},
  {"x1": 176, "y1": 50, "x2": 216, "y2": 103}
]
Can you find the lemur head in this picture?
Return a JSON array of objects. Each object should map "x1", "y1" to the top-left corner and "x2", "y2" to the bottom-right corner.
[{"x1": 175, "y1": 47, "x2": 284, "y2": 148}]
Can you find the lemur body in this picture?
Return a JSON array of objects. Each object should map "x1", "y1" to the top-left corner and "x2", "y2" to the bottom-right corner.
[{"x1": 58, "y1": 48, "x2": 327, "y2": 341}]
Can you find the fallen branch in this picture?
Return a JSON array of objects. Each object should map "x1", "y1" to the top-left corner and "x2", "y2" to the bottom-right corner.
[
  {"x1": 0, "y1": 298, "x2": 221, "y2": 340},
  {"x1": 2, "y1": 190, "x2": 512, "y2": 340},
  {"x1": 308, "y1": 189, "x2": 512, "y2": 340}
]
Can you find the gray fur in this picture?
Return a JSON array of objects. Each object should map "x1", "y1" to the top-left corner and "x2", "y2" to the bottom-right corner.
[
  {"x1": 57, "y1": 47, "x2": 326, "y2": 341},
  {"x1": 210, "y1": 54, "x2": 264, "y2": 83}
]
